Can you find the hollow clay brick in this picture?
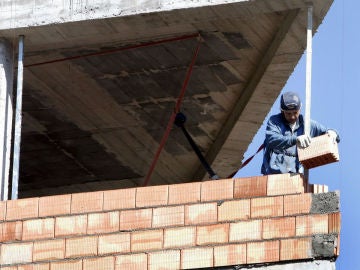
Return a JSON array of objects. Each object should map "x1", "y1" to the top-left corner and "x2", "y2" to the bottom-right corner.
[
  {"x1": 214, "y1": 244, "x2": 246, "y2": 267},
  {"x1": 39, "y1": 194, "x2": 71, "y2": 217},
  {"x1": 267, "y1": 173, "x2": 304, "y2": 196},
  {"x1": 115, "y1": 253, "x2": 147, "y2": 270},
  {"x1": 120, "y1": 208, "x2": 152, "y2": 231},
  {"x1": 103, "y1": 188, "x2": 136, "y2": 211},
  {"x1": 87, "y1": 211, "x2": 119, "y2": 234},
  {"x1": 181, "y1": 247, "x2": 213, "y2": 269},
  {"x1": 136, "y1": 185, "x2": 168, "y2": 208},
  {"x1": 185, "y1": 202, "x2": 217, "y2": 225},
  {"x1": 218, "y1": 199, "x2": 250, "y2": 221},
  {"x1": 298, "y1": 134, "x2": 340, "y2": 169},
  {"x1": 168, "y1": 182, "x2": 201, "y2": 204},
  {"x1": 201, "y1": 179, "x2": 234, "y2": 201},
  {"x1": 234, "y1": 176, "x2": 267, "y2": 198},
  {"x1": 6, "y1": 197, "x2": 39, "y2": 221},
  {"x1": 98, "y1": 232, "x2": 131, "y2": 255},
  {"x1": 152, "y1": 205, "x2": 184, "y2": 228},
  {"x1": 71, "y1": 191, "x2": 103, "y2": 214},
  {"x1": 55, "y1": 214, "x2": 87, "y2": 237},
  {"x1": 22, "y1": 218, "x2": 55, "y2": 241},
  {"x1": 164, "y1": 226, "x2": 196, "y2": 248},
  {"x1": 148, "y1": 250, "x2": 180, "y2": 270},
  {"x1": 33, "y1": 239, "x2": 65, "y2": 262}
]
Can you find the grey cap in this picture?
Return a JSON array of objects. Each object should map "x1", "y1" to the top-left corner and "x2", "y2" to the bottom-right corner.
[{"x1": 280, "y1": 91, "x2": 301, "y2": 111}]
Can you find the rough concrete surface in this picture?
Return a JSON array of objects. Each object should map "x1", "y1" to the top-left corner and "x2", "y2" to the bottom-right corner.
[
  {"x1": 312, "y1": 234, "x2": 339, "y2": 259},
  {"x1": 0, "y1": 0, "x2": 249, "y2": 29},
  {"x1": 311, "y1": 191, "x2": 340, "y2": 214}
]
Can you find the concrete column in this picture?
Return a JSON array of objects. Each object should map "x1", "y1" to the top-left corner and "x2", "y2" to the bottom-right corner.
[{"x1": 0, "y1": 38, "x2": 14, "y2": 201}]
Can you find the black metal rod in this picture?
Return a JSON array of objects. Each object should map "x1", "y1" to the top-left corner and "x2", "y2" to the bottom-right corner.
[{"x1": 175, "y1": 112, "x2": 219, "y2": 180}]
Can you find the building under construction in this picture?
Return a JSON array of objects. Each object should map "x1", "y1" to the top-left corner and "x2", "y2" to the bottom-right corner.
[{"x1": 0, "y1": 0, "x2": 340, "y2": 269}]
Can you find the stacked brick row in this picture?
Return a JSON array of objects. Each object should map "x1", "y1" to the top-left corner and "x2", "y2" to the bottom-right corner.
[{"x1": 0, "y1": 173, "x2": 340, "y2": 269}]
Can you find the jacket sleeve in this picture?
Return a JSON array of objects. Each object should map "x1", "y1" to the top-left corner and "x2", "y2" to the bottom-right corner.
[
  {"x1": 265, "y1": 116, "x2": 297, "y2": 150},
  {"x1": 310, "y1": 120, "x2": 341, "y2": 142}
]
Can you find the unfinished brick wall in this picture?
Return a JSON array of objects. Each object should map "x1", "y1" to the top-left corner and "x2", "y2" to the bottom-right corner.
[{"x1": 0, "y1": 173, "x2": 340, "y2": 269}]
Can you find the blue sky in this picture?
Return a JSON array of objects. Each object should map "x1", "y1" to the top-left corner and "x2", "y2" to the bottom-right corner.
[{"x1": 234, "y1": 1, "x2": 356, "y2": 268}]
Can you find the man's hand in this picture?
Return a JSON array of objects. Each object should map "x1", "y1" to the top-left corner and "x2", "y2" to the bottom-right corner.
[
  {"x1": 327, "y1": 130, "x2": 338, "y2": 143},
  {"x1": 297, "y1": 134, "x2": 311, "y2": 148}
]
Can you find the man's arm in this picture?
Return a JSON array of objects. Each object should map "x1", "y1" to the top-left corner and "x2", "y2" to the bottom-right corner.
[{"x1": 265, "y1": 117, "x2": 297, "y2": 150}]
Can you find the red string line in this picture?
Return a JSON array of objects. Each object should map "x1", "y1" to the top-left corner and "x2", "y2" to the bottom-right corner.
[
  {"x1": 24, "y1": 33, "x2": 200, "y2": 67},
  {"x1": 142, "y1": 34, "x2": 202, "y2": 187}
]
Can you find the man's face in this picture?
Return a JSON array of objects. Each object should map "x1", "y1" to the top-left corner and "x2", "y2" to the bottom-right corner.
[{"x1": 282, "y1": 109, "x2": 300, "y2": 124}]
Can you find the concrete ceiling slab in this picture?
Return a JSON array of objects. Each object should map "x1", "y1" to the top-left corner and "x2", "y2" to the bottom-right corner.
[{"x1": 0, "y1": 0, "x2": 333, "y2": 197}]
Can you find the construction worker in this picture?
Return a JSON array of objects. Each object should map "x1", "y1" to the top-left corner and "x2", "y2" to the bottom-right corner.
[{"x1": 261, "y1": 91, "x2": 340, "y2": 175}]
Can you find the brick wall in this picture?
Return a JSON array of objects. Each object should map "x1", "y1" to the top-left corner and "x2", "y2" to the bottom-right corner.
[{"x1": 0, "y1": 173, "x2": 340, "y2": 269}]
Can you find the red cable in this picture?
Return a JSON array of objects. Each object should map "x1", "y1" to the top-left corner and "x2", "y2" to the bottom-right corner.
[
  {"x1": 143, "y1": 34, "x2": 202, "y2": 187},
  {"x1": 227, "y1": 143, "x2": 264, "y2": 178},
  {"x1": 24, "y1": 33, "x2": 200, "y2": 68}
]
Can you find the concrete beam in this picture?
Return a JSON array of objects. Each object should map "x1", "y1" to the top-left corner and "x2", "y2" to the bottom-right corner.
[
  {"x1": 192, "y1": 8, "x2": 300, "y2": 180},
  {"x1": 0, "y1": 0, "x2": 313, "y2": 31}
]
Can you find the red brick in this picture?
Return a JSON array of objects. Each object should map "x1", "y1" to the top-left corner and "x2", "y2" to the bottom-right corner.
[
  {"x1": 309, "y1": 184, "x2": 329, "y2": 193},
  {"x1": 51, "y1": 260, "x2": 82, "y2": 270},
  {"x1": 65, "y1": 236, "x2": 98, "y2": 258},
  {"x1": 39, "y1": 194, "x2": 71, "y2": 217},
  {"x1": 168, "y1": 182, "x2": 201, "y2": 204},
  {"x1": 0, "y1": 242, "x2": 33, "y2": 265},
  {"x1": 298, "y1": 134, "x2": 339, "y2": 169},
  {"x1": 0, "y1": 221, "x2": 22, "y2": 242},
  {"x1": 181, "y1": 247, "x2": 213, "y2": 269},
  {"x1": 18, "y1": 264, "x2": 50, "y2": 270},
  {"x1": 0, "y1": 200, "x2": 6, "y2": 221},
  {"x1": 55, "y1": 214, "x2": 87, "y2": 237},
  {"x1": 148, "y1": 250, "x2": 180, "y2": 270},
  {"x1": 0, "y1": 266, "x2": 17, "y2": 270},
  {"x1": 218, "y1": 199, "x2": 250, "y2": 221},
  {"x1": 115, "y1": 253, "x2": 147, "y2": 270},
  {"x1": 214, "y1": 244, "x2": 246, "y2": 267},
  {"x1": 329, "y1": 212, "x2": 341, "y2": 233},
  {"x1": 120, "y1": 208, "x2": 152, "y2": 231},
  {"x1": 22, "y1": 218, "x2": 55, "y2": 240},
  {"x1": 296, "y1": 214, "x2": 329, "y2": 236},
  {"x1": 6, "y1": 197, "x2": 39, "y2": 221},
  {"x1": 201, "y1": 179, "x2": 234, "y2": 201},
  {"x1": 229, "y1": 220, "x2": 262, "y2": 242},
  {"x1": 185, "y1": 202, "x2": 217, "y2": 225},
  {"x1": 196, "y1": 223, "x2": 229, "y2": 245},
  {"x1": 103, "y1": 188, "x2": 136, "y2": 211},
  {"x1": 131, "y1": 230, "x2": 163, "y2": 252},
  {"x1": 267, "y1": 173, "x2": 304, "y2": 196},
  {"x1": 251, "y1": 196, "x2": 283, "y2": 218},
  {"x1": 71, "y1": 191, "x2": 103, "y2": 214},
  {"x1": 280, "y1": 238, "x2": 312, "y2": 261},
  {"x1": 284, "y1": 193, "x2": 312, "y2": 216},
  {"x1": 87, "y1": 211, "x2": 119, "y2": 234},
  {"x1": 99, "y1": 233, "x2": 131, "y2": 255},
  {"x1": 33, "y1": 239, "x2": 65, "y2": 261},
  {"x1": 263, "y1": 217, "x2": 295, "y2": 239},
  {"x1": 152, "y1": 206, "x2": 184, "y2": 228},
  {"x1": 164, "y1": 227, "x2": 196, "y2": 249},
  {"x1": 234, "y1": 176, "x2": 267, "y2": 198},
  {"x1": 83, "y1": 256, "x2": 114, "y2": 270},
  {"x1": 247, "y1": 240, "x2": 279, "y2": 264},
  {"x1": 136, "y1": 185, "x2": 168, "y2": 207}
]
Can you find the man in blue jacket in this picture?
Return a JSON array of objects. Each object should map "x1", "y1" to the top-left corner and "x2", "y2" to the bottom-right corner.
[{"x1": 261, "y1": 91, "x2": 340, "y2": 175}]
